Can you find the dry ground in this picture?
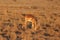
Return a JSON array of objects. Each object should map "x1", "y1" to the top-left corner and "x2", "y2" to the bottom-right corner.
[{"x1": 0, "y1": 0, "x2": 60, "y2": 40}]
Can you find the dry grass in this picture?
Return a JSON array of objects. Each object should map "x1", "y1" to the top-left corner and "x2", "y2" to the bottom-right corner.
[{"x1": 0, "y1": 0, "x2": 60, "y2": 40}]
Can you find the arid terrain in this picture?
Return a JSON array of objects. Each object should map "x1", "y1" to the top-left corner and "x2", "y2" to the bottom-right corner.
[{"x1": 0, "y1": 0, "x2": 60, "y2": 40}]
